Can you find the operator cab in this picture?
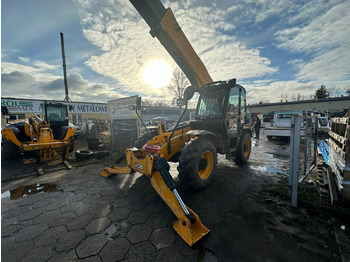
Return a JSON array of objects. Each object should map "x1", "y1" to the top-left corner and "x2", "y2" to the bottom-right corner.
[
  {"x1": 191, "y1": 79, "x2": 247, "y2": 152},
  {"x1": 44, "y1": 103, "x2": 69, "y2": 139}
]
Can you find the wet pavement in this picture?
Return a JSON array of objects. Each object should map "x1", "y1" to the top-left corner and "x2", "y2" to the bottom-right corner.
[{"x1": 2, "y1": 134, "x2": 350, "y2": 261}]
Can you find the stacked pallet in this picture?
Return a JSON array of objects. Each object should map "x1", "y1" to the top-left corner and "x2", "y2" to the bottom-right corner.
[{"x1": 328, "y1": 116, "x2": 350, "y2": 202}]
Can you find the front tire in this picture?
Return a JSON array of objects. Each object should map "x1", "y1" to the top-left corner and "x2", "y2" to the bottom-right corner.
[
  {"x1": 178, "y1": 137, "x2": 217, "y2": 190},
  {"x1": 235, "y1": 132, "x2": 251, "y2": 165},
  {"x1": 2, "y1": 139, "x2": 21, "y2": 160}
]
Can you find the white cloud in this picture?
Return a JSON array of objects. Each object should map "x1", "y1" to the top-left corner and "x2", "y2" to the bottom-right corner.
[
  {"x1": 246, "y1": 80, "x2": 316, "y2": 104},
  {"x1": 74, "y1": 0, "x2": 277, "y2": 99},
  {"x1": 275, "y1": 1, "x2": 350, "y2": 85}
]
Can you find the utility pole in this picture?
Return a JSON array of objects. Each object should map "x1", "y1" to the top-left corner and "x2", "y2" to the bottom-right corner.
[{"x1": 60, "y1": 32, "x2": 71, "y2": 102}]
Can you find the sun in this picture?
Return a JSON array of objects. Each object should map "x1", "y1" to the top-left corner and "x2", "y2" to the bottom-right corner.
[{"x1": 142, "y1": 60, "x2": 172, "y2": 88}]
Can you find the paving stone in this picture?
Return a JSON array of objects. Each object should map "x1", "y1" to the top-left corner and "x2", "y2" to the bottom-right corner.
[
  {"x1": 1, "y1": 217, "x2": 17, "y2": 229},
  {"x1": 82, "y1": 193, "x2": 101, "y2": 204},
  {"x1": 109, "y1": 207, "x2": 131, "y2": 221},
  {"x1": 33, "y1": 210, "x2": 60, "y2": 224},
  {"x1": 55, "y1": 229, "x2": 86, "y2": 252},
  {"x1": 88, "y1": 203, "x2": 113, "y2": 219},
  {"x1": 47, "y1": 250, "x2": 77, "y2": 262},
  {"x1": 126, "y1": 224, "x2": 152, "y2": 244},
  {"x1": 45, "y1": 198, "x2": 68, "y2": 211},
  {"x1": 67, "y1": 214, "x2": 93, "y2": 231},
  {"x1": 128, "y1": 192, "x2": 146, "y2": 201},
  {"x1": 1, "y1": 239, "x2": 34, "y2": 262},
  {"x1": 59, "y1": 202, "x2": 83, "y2": 214},
  {"x1": 34, "y1": 225, "x2": 67, "y2": 247},
  {"x1": 100, "y1": 238, "x2": 131, "y2": 262},
  {"x1": 17, "y1": 194, "x2": 44, "y2": 206},
  {"x1": 31, "y1": 197, "x2": 55, "y2": 209},
  {"x1": 128, "y1": 198, "x2": 149, "y2": 211},
  {"x1": 146, "y1": 213, "x2": 172, "y2": 229},
  {"x1": 17, "y1": 207, "x2": 44, "y2": 221},
  {"x1": 128, "y1": 210, "x2": 150, "y2": 224},
  {"x1": 2, "y1": 205, "x2": 30, "y2": 219},
  {"x1": 2, "y1": 224, "x2": 23, "y2": 238},
  {"x1": 145, "y1": 202, "x2": 165, "y2": 214},
  {"x1": 75, "y1": 203, "x2": 95, "y2": 216},
  {"x1": 86, "y1": 217, "x2": 111, "y2": 234},
  {"x1": 69, "y1": 192, "x2": 87, "y2": 202},
  {"x1": 14, "y1": 223, "x2": 49, "y2": 243},
  {"x1": 45, "y1": 191, "x2": 64, "y2": 199},
  {"x1": 1, "y1": 201, "x2": 19, "y2": 213},
  {"x1": 113, "y1": 198, "x2": 129, "y2": 208},
  {"x1": 48, "y1": 212, "x2": 75, "y2": 227},
  {"x1": 125, "y1": 241, "x2": 157, "y2": 262},
  {"x1": 80, "y1": 256, "x2": 102, "y2": 261},
  {"x1": 174, "y1": 236, "x2": 197, "y2": 257},
  {"x1": 155, "y1": 246, "x2": 184, "y2": 262},
  {"x1": 19, "y1": 244, "x2": 56, "y2": 262},
  {"x1": 76, "y1": 233, "x2": 107, "y2": 258},
  {"x1": 107, "y1": 221, "x2": 132, "y2": 239},
  {"x1": 149, "y1": 228, "x2": 175, "y2": 249}
]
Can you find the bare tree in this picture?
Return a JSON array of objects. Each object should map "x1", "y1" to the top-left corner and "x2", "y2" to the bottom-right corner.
[{"x1": 167, "y1": 68, "x2": 190, "y2": 107}]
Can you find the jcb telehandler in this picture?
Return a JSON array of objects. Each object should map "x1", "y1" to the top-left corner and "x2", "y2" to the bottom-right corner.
[
  {"x1": 1, "y1": 102, "x2": 75, "y2": 164},
  {"x1": 101, "y1": 0, "x2": 252, "y2": 246}
]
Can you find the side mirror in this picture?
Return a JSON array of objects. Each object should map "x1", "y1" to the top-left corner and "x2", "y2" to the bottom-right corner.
[
  {"x1": 136, "y1": 97, "x2": 142, "y2": 111},
  {"x1": 176, "y1": 98, "x2": 185, "y2": 107},
  {"x1": 184, "y1": 86, "x2": 194, "y2": 101}
]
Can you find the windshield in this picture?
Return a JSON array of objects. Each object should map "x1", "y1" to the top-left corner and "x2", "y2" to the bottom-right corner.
[
  {"x1": 197, "y1": 88, "x2": 227, "y2": 118},
  {"x1": 46, "y1": 105, "x2": 68, "y2": 123}
]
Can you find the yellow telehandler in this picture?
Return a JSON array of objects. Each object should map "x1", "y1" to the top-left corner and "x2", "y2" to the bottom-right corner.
[
  {"x1": 1, "y1": 102, "x2": 75, "y2": 165},
  {"x1": 101, "y1": 0, "x2": 252, "y2": 246}
]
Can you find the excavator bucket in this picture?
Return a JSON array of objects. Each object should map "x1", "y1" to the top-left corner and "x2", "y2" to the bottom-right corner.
[
  {"x1": 172, "y1": 206, "x2": 210, "y2": 246},
  {"x1": 150, "y1": 170, "x2": 210, "y2": 246}
]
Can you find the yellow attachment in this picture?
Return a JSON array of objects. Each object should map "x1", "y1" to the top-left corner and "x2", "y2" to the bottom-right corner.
[
  {"x1": 101, "y1": 149, "x2": 210, "y2": 245},
  {"x1": 100, "y1": 166, "x2": 132, "y2": 178},
  {"x1": 63, "y1": 127, "x2": 76, "y2": 141},
  {"x1": 1, "y1": 128, "x2": 22, "y2": 147},
  {"x1": 39, "y1": 128, "x2": 53, "y2": 143},
  {"x1": 150, "y1": 170, "x2": 210, "y2": 246}
]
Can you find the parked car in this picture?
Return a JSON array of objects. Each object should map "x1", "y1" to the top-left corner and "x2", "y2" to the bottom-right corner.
[{"x1": 69, "y1": 123, "x2": 81, "y2": 137}]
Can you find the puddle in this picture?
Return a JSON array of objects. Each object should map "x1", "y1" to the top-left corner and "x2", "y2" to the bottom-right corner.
[
  {"x1": 105, "y1": 224, "x2": 117, "y2": 240},
  {"x1": 1, "y1": 183, "x2": 57, "y2": 200},
  {"x1": 197, "y1": 248, "x2": 217, "y2": 261},
  {"x1": 250, "y1": 165, "x2": 287, "y2": 175}
]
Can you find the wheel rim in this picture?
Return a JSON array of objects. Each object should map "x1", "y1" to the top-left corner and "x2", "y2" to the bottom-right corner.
[
  {"x1": 198, "y1": 151, "x2": 214, "y2": 180},
  {"x1": 243, "y1": 138, "x2": 250, "y2": 158}
]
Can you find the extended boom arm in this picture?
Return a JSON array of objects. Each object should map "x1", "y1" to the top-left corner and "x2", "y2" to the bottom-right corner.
[{"x1": 130, "y1": 0, "x2": 213, "y2": 89}]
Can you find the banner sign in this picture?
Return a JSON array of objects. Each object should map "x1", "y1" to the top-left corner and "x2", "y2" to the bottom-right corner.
[
  {"x1": 1, "y1": 99, "x2": 108, "y2": 115},
  {"x1": 108, "y1": 96, "x2": 139, "y2": 119}
]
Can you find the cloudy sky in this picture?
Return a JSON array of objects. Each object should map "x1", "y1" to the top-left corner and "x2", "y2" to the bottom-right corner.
[{"x1": 2, "y1": 0, "x2": 350, "y2": 105}]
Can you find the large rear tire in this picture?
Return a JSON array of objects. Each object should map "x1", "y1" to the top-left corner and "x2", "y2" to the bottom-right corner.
[
  {"x1": 2, "y1": 139, "x2": 21, "y2": 160},
  {"x1": 178, "y1": 137, "x2": 217, "y2": 190},
  {"x1": 235, "y1": 132, "x2": 251, "y2": 165}
]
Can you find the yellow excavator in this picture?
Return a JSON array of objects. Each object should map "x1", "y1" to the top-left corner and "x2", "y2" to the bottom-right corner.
[
  {"x1": 1, "y1": 102, "x2": 75, "y2": 165},
  {"x1": 101, "y1": 0, "x2": 252, "y2": 246}
]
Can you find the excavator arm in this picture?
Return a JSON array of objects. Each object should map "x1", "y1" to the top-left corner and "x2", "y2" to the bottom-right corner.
[{"x1": 130, "y1": 0, "x2": 213, "y2": 89}]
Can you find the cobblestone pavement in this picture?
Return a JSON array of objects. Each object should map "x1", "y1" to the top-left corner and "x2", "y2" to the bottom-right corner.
[{"x1": 2, "y1": 136, "x2": 349, "y2": 261}]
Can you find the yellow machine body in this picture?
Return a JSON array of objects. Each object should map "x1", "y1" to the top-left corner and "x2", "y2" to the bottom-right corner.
[{"x1": 1, "y1": 115, "x2": 75, "y2": 163}]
